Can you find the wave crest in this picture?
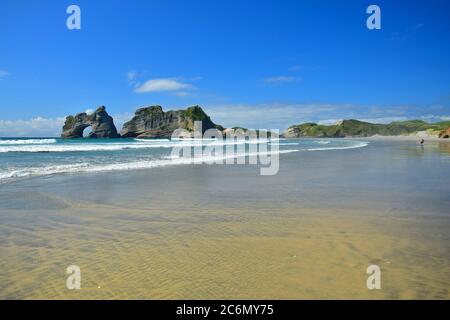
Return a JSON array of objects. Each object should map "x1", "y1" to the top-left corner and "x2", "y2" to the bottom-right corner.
[{"x1": 0, "y1": 139, "x2": 57, "y2": 145}]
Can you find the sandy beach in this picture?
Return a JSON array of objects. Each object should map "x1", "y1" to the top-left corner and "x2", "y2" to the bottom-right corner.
[
  {"x1": 357, "y1": 135, "x2": 449, "y2": 141},
  {"x1": 0, "y1": 139, "x2": 449, "y2": 299}
]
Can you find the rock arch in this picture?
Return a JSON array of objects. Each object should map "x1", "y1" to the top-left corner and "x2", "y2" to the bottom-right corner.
[{"x1": 61, "y1": 106, "x2": 119, "y2": 138}]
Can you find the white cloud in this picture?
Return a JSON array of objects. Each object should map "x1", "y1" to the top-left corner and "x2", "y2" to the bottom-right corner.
[
  {"x1": 0, "y1": 117, "x2": 65, "y2": 137},
  {"x1": 134, "y1": 78, "x2": 194, "y2": 93},
  {"x1": 0, "y1": 70, "x2": 9, "y2": 78},
  {"x1": 263, "y1": 76, "x2": 299, "y2": 84}
]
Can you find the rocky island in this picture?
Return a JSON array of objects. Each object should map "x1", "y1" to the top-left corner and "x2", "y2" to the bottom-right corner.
[
  {"x1": 61, "y1": 106, "x2": 119, "y2": 138},
  {"x1": 121, "y1": 105, "x2": 223, "y2": 138}
]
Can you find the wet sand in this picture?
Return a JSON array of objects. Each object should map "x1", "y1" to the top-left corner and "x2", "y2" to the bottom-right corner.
[{"x1": 0, "y1": 139, "x2": 449, "y2": 299}]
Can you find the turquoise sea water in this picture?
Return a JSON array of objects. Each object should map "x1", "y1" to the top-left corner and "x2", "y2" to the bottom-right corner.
[{"x1": 0, "y1": 137, "x2": 368, "y2": 182}]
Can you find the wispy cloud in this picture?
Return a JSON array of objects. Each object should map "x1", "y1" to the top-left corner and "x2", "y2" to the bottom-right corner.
[
  {"x1": 0, "y1": 70, "x2": 9, "y2": 79},
  {"x1": 126, "y1": 71, "x2": 137, "y2": 82},
  {"x1": 206, "y1": 103, "x2": 345, "y2": 130},
  {"x1": 263, "y1": 76, "x2": 300, "y2": 84},
  {"x1": 172, "y1": 91, "x2": 190, "y2": 97},
  {"x1": 126, "y1": 70, "x2": 146, "y2": 88},
  {"x1": 288, "y1": 65, "x2": 302, "y2": 72},
  {"x1": 413, "y1": 23, "x2": 425, "y2": 31},
  {"x1": 319, "y1": 114, "x2": 450, "y2": 125},
  {"x1": 391, "y1": 23, "x2": 425, "y2": 41}
]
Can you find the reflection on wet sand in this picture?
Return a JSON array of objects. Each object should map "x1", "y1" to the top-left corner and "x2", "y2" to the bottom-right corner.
[
  {"x1": 1, "y1": 198, "x2": 449, "y2": 299},
  {"x1": 439, "y1": 141, "x2": 450, "y2": 155}
]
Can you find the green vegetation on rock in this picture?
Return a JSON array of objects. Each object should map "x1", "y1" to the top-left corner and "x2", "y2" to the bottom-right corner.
[
  {"x1": 181, "y1": 106, "x2": 210, "y2": 122},
  {"x1": 121, "y1": 105, "x2": 222, "y2": 138},
  {"x1": 284, "y1": 119, "x2": 450, "y2": 138}
]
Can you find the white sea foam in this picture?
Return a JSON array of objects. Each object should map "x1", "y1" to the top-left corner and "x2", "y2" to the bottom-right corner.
[
  {"x1": 0, "y1": 139, "x2": 270, "y2": 153},
  {"x1": 171, "y1": 138, "x2": 217, "y2": 141},
  {"x1": 0, "y1": 139, "x2": 57, "y2": 145},
  {"x1": 314, "y1": 140, "x2": 331, "y2": 144},
  {"x1": 305, "y1": 141, "x2": 369, "y2": 151},
  {"x1": 0, "y1": 149, "x2": 299, "y2": 181},
  {"x1": 277, "y1": 142, "x2": 300, "y2": 146},
  {"x1": 134, "y1": 138, "x2": 170, "y2": 142},
  {"x1": 0, "y1": 143, "x2": 157, "y2": 153},
  {"x1": 0, "y1": 139, "x2": 368, "y2": 153}
]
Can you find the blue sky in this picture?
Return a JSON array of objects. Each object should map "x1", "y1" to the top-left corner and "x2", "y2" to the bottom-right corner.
[{"x1": 0, "y1": 0, "x2": 449, "y2": 136}]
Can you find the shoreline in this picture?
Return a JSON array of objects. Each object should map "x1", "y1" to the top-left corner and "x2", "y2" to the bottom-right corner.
[
  {"x1": 0, "y1": 139, "x2": 449, "y2": 299},
  {"x1": 348, "y1": 135, "x2": 449, "y2": 141},
  {"x1": 283, "y1": 135, "x2": 449, "y2": 142}
]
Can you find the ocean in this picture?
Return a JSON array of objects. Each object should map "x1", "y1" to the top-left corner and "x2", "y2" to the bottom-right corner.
[{"x1": 0, "y1": 137, "x2": 368, "y2": 182}]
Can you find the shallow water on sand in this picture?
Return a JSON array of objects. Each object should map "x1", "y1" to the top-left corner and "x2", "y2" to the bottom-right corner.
[{"x1": 0, "y1": 139, "x2": 449, "y2": 299}]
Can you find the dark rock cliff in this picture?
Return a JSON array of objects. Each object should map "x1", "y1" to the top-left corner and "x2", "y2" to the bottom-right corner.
[{"x1": 121, "y1": 105, "x2": 223, "y2": 138}]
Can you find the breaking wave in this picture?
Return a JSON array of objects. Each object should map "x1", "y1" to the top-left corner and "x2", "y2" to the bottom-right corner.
[
  {"x1": 0, "y1": 139, "x2": 271, "y2": 153},
  {"x1": 313, "y1": 140, "x2": 331, "y2": 144},
  {"x1": 0, "y1": 139, "x2": 57, "y2": 145},
  {"x1": 0, "y1": 149, "x2": 299, "y2": 181},
  {"x1": 305, "y1": 141, "x2": 369, "y2": 151}
]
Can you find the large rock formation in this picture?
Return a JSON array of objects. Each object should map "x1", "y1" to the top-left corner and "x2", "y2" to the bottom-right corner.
[
  {"x1": 121, "y1": 105, "x2": 223, "y2": 138},
  {"x1": 61, "y1": 106, "x2": 119, "y2": 138}
]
